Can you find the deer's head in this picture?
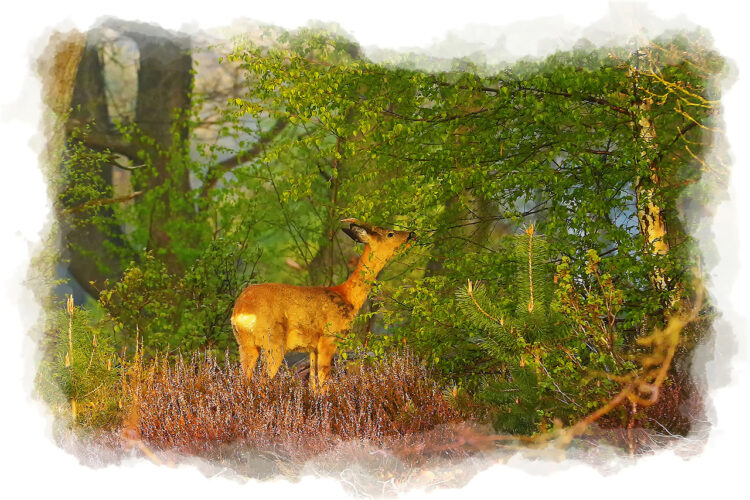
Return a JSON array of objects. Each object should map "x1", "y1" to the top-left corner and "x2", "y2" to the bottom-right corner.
[{"x1": 341, "y1": 218, "x2": 416, "y2": 264}]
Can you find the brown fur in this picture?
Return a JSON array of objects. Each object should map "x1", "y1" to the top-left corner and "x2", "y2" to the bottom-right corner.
[{"x1": 231, "y1": 219, "x2": 415, "y2": 389}]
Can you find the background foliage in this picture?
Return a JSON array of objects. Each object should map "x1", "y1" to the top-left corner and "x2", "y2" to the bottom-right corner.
[{"x1": 39, "y1": 21, "x2": 727, "y2": 441}]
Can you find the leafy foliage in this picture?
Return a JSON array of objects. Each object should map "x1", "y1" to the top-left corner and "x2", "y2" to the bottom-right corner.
[
  {"x1": 221, "y1": 29, "x2": 724, "y2": 393},
  {"x1": 99, "y1": 236, "x2": 260, "y2": 354},
  {"x1": 453, "y1": 230, "x2": 634, "y2": 433},
  {"x1": 46, "y1": 24, "x2": 727, "y2": 445}
]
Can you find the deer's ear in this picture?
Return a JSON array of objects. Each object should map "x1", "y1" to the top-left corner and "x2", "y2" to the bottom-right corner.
[{"x1": 342, "y1": 224, "x2": 370, "y2": 243}]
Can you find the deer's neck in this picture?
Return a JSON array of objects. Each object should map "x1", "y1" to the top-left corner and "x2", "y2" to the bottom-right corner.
[{"x1": 333, "y1": 245, "x2": 385, "y2": 313}]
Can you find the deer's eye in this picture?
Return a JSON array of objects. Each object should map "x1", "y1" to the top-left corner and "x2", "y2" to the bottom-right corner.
[{"x1": 387, "y1": 232, "x2": 394, "y2": 238}]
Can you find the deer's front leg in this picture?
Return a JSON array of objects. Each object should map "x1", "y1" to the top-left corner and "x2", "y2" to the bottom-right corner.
[
  {"x1": 316, "y1": 335, "x2": 337, "y2": 389},
  {"x1": 309, "y1": 351, "x2": 318, "y2": 389}
]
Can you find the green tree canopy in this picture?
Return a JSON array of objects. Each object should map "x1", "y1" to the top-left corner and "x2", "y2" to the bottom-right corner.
[{"x1": 51, "y1": 25, "x2": 728, "y2": 434}]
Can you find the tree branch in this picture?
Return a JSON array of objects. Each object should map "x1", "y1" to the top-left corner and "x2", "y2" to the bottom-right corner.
[
  {"x1": 199, "y1": 118, "x2": 289, "y2": 197},
  {"x1": 65, "y1": 119, "x2": 139, "y2": 159},
  {"x1": 433, "y1": 76, "x2": 633, "y2": 117},
  {"x1": 61, "y1": 190, "x2": 144, "y2": 215}
]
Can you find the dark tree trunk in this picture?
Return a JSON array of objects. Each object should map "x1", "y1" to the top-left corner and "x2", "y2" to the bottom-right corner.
[
  {"x1": 63, "y1": 32, "x2": 129, "y2": 297},
  {"x1": 109, "y1": 20, "x2": 194, "y2": 274},
  {"x1": 60, "y1": 20, "x2": 195, "y2": 295}
]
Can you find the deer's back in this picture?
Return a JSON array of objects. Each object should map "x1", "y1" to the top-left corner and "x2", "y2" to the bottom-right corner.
[{"x1": 232, "y1": 283, "x2": 354, "y2": 350}]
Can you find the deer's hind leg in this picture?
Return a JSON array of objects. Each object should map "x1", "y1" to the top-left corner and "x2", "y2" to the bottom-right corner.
[
  {"x1": 238, "y1": 343, "x2": 260, "y2": 379},
  {"x1": 232, "y1": 315, "x2": 260, "y2": 380}
]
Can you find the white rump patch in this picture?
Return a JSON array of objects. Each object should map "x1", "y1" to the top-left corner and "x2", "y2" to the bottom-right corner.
[{"x1": 234, "y1": 313, "x2": 257, "y2": 331}]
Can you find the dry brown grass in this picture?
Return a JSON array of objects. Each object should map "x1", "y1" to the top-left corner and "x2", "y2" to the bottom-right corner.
[{"x1": 121, "y1": 349, "x2": 462, "y2": 462}]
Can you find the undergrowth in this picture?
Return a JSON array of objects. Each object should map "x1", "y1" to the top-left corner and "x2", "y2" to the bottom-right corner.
[{"x1": 122, "y1": 349, "x2": 462, "y2": 461}]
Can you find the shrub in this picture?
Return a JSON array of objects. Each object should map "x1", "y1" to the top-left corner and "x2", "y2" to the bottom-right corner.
[
  {"x1": 122, "y1": 349, "x2": 460, "y2": 460},
  {"x1": 454, "y1": 236, "x2": 637, "y2": 434},
  {"x1": 37, "y1": 296, "x2": 121, "y2": 428},
  {"x1": 99, "y1": 236, "x2": 260, "y2": 355}
]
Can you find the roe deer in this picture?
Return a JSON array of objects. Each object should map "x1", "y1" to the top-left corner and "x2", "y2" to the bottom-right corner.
[{"x1": 231, "y1": 218, "x2": 415, "y2": 389}]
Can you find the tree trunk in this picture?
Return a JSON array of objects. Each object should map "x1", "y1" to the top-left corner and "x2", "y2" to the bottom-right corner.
[
  {"x1": 635, "y1": 99, "x2": 670, "y2": 259},
  {"x1": 57, "y1": 21, "x2": 195, "y2": 296},
  {"x1": 632, "y1": 53, "x2": 680, "y2": 313},
  {"x1": 109, "y1": 20, "x2": 193, "y2": 274},
  {"x1": 633, "y1": 82, "x2": 673, "y2": 307},
  {"x1": 61, "y1": 31, "x2": 130, "y2": 297}
]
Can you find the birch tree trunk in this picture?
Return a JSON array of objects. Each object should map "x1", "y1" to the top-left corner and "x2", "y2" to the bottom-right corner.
[{"x1": 632, "y1": 53, "x2": 679, "y2": 311}]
